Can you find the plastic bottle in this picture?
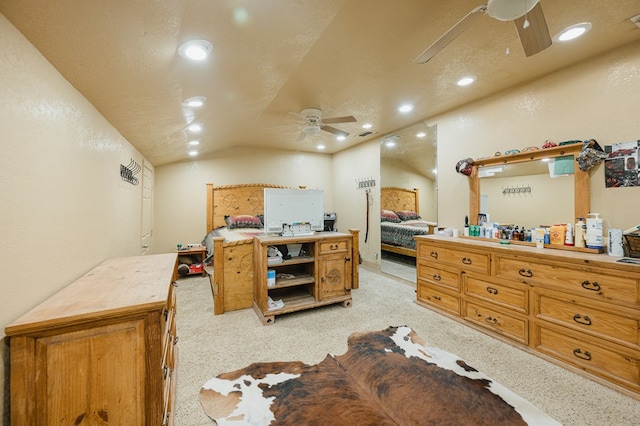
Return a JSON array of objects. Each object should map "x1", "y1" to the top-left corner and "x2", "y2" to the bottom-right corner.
[
  {"x1": 565, "y1": 223, "x2": 574, "y2": 246},
  {"x1": 575, "y1": 218, "x2": 586, "y2": 248},
  {"x1": 544, "y1": 228, "x2": 550, "y2": 245},
  {"x1": 586, "y1": 213, "x2": 604, "y2": 249}
]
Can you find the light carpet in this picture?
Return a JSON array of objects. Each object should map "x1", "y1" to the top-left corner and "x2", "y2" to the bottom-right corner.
[{"x1": 175, "y1": 267, "x2": 640, "y2": 425}]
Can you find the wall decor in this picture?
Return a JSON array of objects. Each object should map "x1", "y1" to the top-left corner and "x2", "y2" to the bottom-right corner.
[
  {"x1": 604, "y1": 140, "x2": 639, "y2": 188},
  {"x1": 120, "y1": 158, "x2": 141, "y2": 185}
]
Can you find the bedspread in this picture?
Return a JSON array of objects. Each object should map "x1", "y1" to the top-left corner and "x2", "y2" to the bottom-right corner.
[{"x1": 381, "y1": 220, "x2": 435, "y2": 250}]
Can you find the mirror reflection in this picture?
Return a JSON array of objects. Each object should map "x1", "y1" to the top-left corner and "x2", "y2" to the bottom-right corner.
[
  {"x1": 478, "y1": 159, "x2": 574, "y2": 228},
  {"x1": 380, "y1": 122, "x2": 437, "y2": 282}
]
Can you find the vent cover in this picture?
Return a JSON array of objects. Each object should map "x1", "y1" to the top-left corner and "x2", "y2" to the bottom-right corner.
[
  {"x1": 631, "y1": 13, "x2": 640, "y2": 28},
  {"x1": 358, "y1": 131, "x2": 376, "y2": 137}
]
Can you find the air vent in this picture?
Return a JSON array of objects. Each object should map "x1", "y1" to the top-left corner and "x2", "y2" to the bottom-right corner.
[
  {"x1": 358, "y1": 131, "x2": 376, "y2": 137},
  {"x1": 631, "y1": 13, "x2": 640, "y2": 28}
]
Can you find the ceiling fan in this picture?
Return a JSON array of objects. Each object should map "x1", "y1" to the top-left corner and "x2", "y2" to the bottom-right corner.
[
  {"x1": 290, "y1": 108, "x2": 357, "y2": 141},
  {"x1": 414, "y1": 0, "x2": 551, "y2": 64}
]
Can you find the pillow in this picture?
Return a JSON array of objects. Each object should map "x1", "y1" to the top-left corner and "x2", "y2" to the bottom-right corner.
[
  {"x1": 395, "y1": 210, "x2": 420, "y2": 221},
  {"x1": 224, "y1": 214, "x2": 263, "y2": 229},
  {"x1": 381, "y1": 209, "x2": 401, "y2": 223}
]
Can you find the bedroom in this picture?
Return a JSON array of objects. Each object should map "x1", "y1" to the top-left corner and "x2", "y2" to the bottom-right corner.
[{"x1": 2, "y1": 1, "x2": 640, "y2": 424}]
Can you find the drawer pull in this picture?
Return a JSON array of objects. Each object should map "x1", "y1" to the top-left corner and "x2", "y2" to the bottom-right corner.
[
  {"x1": 461, "y1": 257, "x2": 472, "y2": 265},
  {"x1": 581, "y1": 280, "x2": 601, "y2": 292},
  {"x1": 485, "y1": 316, "x2": 497, "y2": 324},
  {"x1": 573, "y1": 348, "x2": 592, "y2": 361},
  {"x1": 486, "y1": 286, "x2": 498, "y2": 295},
  {"x1": 518, "y1": 268, "x2": 533, "y2": 277},
  {"x1": 432, "y1": 295, "x2": 442, "y2": 301},
  {"x1": 432, "y1": 273, "x2": 442, "y2": 281},
  {"x1": 573, "y1": 314, "x2": 592, "y2": 326},
  {"x1": 330, "y1": 244, "x2": 339, "y2": 250},
  {"x1": 430, "y1": 251, "x2": 438, "y2": 259}
]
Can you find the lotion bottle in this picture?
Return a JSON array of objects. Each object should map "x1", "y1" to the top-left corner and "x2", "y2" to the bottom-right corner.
[
  {"x1": 564, "y1": 223, "x2": 574, "y2": 246},
  {"x1": 575, "y1": 218, "x2": 586, "y2": 248}
]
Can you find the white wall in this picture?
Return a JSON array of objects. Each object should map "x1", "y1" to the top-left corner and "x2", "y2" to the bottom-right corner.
[
  {"x1": 434, "y1": 42, "x2": 640, "y2": 233},
  {"x1": 0, "y1": 15, "x2": 150, "y2": 422},
  {"x1": 153, "y1": 146, "x2": 334, "y2": 253}
]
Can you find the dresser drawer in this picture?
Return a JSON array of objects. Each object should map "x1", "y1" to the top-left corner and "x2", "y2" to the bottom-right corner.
[
  {"x1": 417, "y1": 244, "x2": 490, "y2": 274},
  {"x1": 534, "y1": 289, "x2": 640, "y2": 349},
  {"x1": 534, "y1": 325, "x2": 640, "y2": 391},
  {"x1": 464, "y1": 276, "x2": 528, "y2": 314},
  {"x1": 417, "y1": 260, "x2": 460, "y2": 291},
  {"x1": 463, "y1": 300, "x2": 528, "y2": 344},
  {"x1": 319, "y1": 239, "x2": 349, "y2": 254},
  {"x1": 494, "y1": 255, "x2": 640, "y2": 309},
  {"x1": 417, "y1": 280, "x2": 460, "y2": 316}
]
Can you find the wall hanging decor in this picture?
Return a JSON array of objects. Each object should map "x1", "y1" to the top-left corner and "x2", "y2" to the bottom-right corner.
[{"x1": 604, "y1": 140, "x2": 639, "y2": 188}]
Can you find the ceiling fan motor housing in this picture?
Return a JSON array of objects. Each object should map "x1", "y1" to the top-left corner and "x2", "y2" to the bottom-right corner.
[{"x1": 487, "y1": 0, "x2": 539, "y2": 21}]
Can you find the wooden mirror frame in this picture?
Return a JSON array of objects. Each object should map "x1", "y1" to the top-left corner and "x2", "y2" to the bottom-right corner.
[{"x1": 468, "y1": 144, "x2": 589, "y2": 225}]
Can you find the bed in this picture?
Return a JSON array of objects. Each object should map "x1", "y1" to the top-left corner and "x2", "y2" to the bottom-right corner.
[
  {"x1": 204, "y1": 183, "x2": 360, "y2": 315},
  {"x1": 380, "y1": 187, "x2": 436, "y2": 257}
]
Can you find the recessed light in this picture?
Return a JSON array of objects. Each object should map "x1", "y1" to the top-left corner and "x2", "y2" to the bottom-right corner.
[
  {"x1": 188, "y1": 140, "x2": 200, "y2": 146},
  {"x1": 554, "y1": 22, "x2": 592, "y2": 42},
  {"x1": 416, "y1": 132, "x2": 426, "y2": 138},
  {"x1": 398, "y1": 104, "x2": 414, "y2": 113},
  {"x1": 188, "y1": 150, "x2": 198, "y2": 156},
  {"x1": 317, "y1": 144, "x2": 326, "y2": 150},
  {"x1": 457, "y1": 76, "x2": 475, "y2": 86},
  {"x1": 385, "y1": 140, "x2": 397, "y2": 148},
  {"x1": 336, "y1": 135, "x2": 346, "y2": 141},
  {"x1": 187, "y1": 123, "x2": 202, "y2": 133},
  {"x1": 178, "y1": 39, "x2": 212, "y2": 61},
  {"x1": 184, "y1": 96, "x2": 206, "y2": 108},
  {"x1": 362, "y1": 123, "x2": 372, "y2": 129}
]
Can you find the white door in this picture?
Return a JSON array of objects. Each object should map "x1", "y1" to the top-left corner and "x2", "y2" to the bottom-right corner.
[{"x1": 140, "y1": 162, "x2": 153, "y2": 254}]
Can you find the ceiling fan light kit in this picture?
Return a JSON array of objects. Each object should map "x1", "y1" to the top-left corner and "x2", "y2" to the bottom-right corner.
[{"x1": 486, "y1": 0, "x2": 539, "y2": 21}]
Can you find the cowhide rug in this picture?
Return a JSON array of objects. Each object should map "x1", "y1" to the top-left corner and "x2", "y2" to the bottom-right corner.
[{"x1": 200, "y1": 326, "x2": 561, "y2": 425}]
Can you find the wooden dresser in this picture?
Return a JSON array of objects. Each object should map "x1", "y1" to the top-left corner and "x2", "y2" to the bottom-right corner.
[
  {"x1": 5, "y1": 253, "x2": 179, "y2": 425},
  {"x1": 415, "y1": 235, "x2": 640, "y2": 399}
]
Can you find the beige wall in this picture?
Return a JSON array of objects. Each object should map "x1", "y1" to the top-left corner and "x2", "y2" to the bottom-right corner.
[
  {"x1": 434, "y1": 42, "x2": 640, "y2": 233},
  {"x1": 152, "y1": 146, "x2": 334, "y2": 253},
  {"x1": 0, "y1": 15, "x2": 151, "y2": 422}
]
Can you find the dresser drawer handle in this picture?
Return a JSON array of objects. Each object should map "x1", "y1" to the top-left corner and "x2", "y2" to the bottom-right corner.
[
  {"x1": 330, "y1": 244, "x2": 339, "y2": 250},
  {"x1": 432, "y1": 273, "x2": 441, "y2": 281},
  {"x1": 485, "y1": 316, "x2": 497, "y2": 324},
  {"x1": 430, "y1": 251, "x2": 438, "y2": 259},
  {"x1": 573, "y1": 314, "x2": 592, "y2": 326},
  {"x1": 518, "y1": 268, "x2": 533, "y2": 277},
  {"x1": 581, "y1": 280, "x2": 601, "y2": 292},
  {"x1": 432, "y1": 295, "x2": 441, "y2": 301},
  {"x1": 486, "y1": 287, "x2": 498, "y2": 295},
  {"x1": 573, "y1": 348, "x2": 592, "y2": 361},
  {"x1": 461, "y1": 257, "x2": 472, "y2": 265}
]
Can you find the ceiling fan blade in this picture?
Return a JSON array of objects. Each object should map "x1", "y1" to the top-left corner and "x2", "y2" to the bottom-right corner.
[
  {"x1": 321, "y1": 125, "x2": 349, "y2": 137},
  {"x1": 414, "y1": 5, "x2": 487, "y2": 64},
  {"x1": 321, "y1": 115, "x2": 357, "y2": 124},
  {"x1": 296, "y1": 130, "x2": 307, "y2": 142},
  {"x1": 514, "y1": 2, "x2": 551, "y2": 57}
]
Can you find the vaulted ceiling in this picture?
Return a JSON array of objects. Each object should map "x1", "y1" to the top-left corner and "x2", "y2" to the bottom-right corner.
[{"x1": 2, "y1": 0, "x2": 639, "y2": 166}]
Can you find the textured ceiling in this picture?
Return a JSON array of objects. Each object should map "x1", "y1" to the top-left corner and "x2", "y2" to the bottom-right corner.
[{"x1": 1, "y1": 0, "x2": 639, "y2": 166}]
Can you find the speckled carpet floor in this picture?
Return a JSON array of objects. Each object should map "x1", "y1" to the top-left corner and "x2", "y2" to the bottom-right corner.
[{"x1": 175, "y1": 266, "x2": 640, "y2": 425}]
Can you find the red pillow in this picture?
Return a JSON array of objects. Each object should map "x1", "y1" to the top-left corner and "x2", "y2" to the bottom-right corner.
[
  {"x1": 395, "y1": 210, "x2": 420, "y2": 221},
  {"x1": 381, "y1": 209, "x2": 401, "y2": 223}
]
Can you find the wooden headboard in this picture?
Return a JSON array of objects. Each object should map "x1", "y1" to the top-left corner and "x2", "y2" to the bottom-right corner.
[
  {"x1": 206, "y1": 183, "x2": 289, "y2": 233},
  {"x1": 381, "y1": 187, "x2": 420, "y2": 214}
]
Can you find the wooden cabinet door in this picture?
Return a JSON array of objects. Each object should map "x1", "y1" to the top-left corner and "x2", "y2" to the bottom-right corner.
[
  {"x1": 32, "y1": 320, "x2": 147, "y2": 425},
  {"x1": 318, "y1": 253, "x2": 351, "y2": 301}
]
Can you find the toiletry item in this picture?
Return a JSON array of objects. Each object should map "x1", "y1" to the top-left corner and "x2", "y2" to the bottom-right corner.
[
  {"x1": 544, "y1": 228, "x2": 550, "y2": 245},
  {"x1": 586, "y1": 213, "x2": 604, "y2": 249},
  {"x1": 267, "y1": 269, "x2": 276, "y2": 287},
  {"x1": 464, "y1": 215, "x2": 469, "y2": 236},
  {"x1": 452, "y1": 228, "x2": 460, "y2": 237},
  {"x1": 550, "y1": 224, "x2": 566, "y2": 245},
  {"x1": 564, "y1": 223, "x2": 574, "y2": 246},
  {"x1": 574, "y1": 218, "x2": 586, "y2": 248},
  {"x1": 535, "y1": 228, "x2": 545, "y2": 248},
  {"x1": 608, "y1": 228, "x2": 624, "y2": 256},
  {"x1": 512, "y1": 227, "x2": 520, "y2": 241}
]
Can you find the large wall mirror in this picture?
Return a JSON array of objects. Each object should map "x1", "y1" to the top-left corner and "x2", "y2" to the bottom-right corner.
[
  {"x1": 380, "y1": 122, "x2": 437, "y2": 281},
  {"x1": 470, "y1": 144, "x2": 590, "y2": 228}
]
